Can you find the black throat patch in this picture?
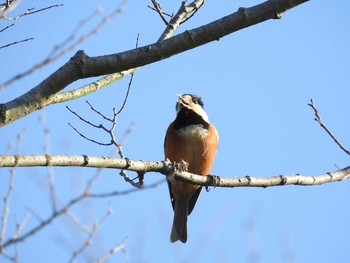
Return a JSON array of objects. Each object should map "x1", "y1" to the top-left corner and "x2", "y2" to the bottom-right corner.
[{"x1": 173, "y1": 108, "x2": 209, "y2": 130}]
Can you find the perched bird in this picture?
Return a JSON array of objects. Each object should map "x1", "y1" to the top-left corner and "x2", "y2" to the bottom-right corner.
[{"x1": 164, "y1": 94, "x2": 219, "y2": 243}]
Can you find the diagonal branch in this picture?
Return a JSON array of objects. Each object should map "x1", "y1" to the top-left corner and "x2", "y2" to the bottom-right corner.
[
  {"x1": 149, "y1": 0, "x2": 170, "y2": 25},
  {"x1": 1, "y1": 4, "x2": 63, "y2": 20},
  {"x1": 157, "y1": 0, "x2": 205, "y2": 41},
  {"x1": 1, "y1": 1, "x2": 127, "y2": 89},
  {"x1": 0, "y1": 37, "x2": 33, "y2": 49},
  {"x1": 0, "y1": 167, "x2": 162, "y2": 250},
  {"x1": 0, "y1": 0, "x2": 309, "y2": 127},
  {"x1": 308, "y1": 98, "x2": 350, "y2": 156},
  {"x1": 45, "y1": 0, "x2": 204, "y2": 113}
]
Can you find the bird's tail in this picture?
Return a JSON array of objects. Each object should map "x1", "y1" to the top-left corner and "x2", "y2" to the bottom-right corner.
[{"x1": 170, "y1": 200, "x2": 188, "y2": 243}]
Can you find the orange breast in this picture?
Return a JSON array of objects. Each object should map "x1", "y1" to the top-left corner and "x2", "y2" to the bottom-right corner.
[{"x1": 165, "y1": 122, "x2": 218, "y2": 191}]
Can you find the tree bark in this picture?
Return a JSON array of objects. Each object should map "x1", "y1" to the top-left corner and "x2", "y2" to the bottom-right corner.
[
  {"x1": 1, "y1": 154, "x2": 349, "y2": 188},
  {"x1": 0, "y1": 0, "x2": 309, "y2": 127}
]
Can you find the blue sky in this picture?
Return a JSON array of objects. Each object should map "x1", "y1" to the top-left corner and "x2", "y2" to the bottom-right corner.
[{"x1": 1, "y1": 0, "x2": 350, "y2": 262}]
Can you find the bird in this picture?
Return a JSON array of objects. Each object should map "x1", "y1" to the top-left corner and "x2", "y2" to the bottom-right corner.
[{"x1": 164, "y1": 94, "x2": 219, "y2": 243}]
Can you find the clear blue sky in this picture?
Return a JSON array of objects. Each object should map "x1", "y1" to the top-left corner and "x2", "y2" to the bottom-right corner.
[{"x1": 1, "y1": 0, "x2": 350, "y2": 262}]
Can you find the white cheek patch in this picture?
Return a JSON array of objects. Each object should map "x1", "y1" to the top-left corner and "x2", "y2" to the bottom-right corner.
[
  {"x1": 192, "y1": 104, "x2": 209, "y2": 123},
  {"x1": 176, "y1": 94, "x2": 210, "y2": 124}
]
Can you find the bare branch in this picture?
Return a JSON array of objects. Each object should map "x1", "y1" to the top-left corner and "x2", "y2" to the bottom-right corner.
[
  {"x1": 0, "y1": 129, "x2": 25, "y2": 253},
  {"x1": 157, "y1": 0, "x2": 206, "y2": 41},
  {"x1": 94, "y1": 236, "x2": 129, "y2": 263},
  {"x1": 0, "y1": 37, "x2": 33, "y2": 49},
  {"x1": 0, "y1": 0, "x2": 308, "y2": 127},
  {"x1": 65, "y1": 210, "x2": 91, "y2": 234},
  {"x1": 0, "y1": 168, "x2": 15, "y2": 251},
  {"x1": 0, "y1": 0, "x2": 20, "y2": 19},
  {"x1": 45, "y1": 68, "x2": 137, "y2": 106},
  {"x1": 12, "y1": 212, "x2": 31, "y2": 250},
  {"x1": 67, "y1": 102, "x2": 120, "y2": 147},
  {"x1": 67, "y1": 103, "x2": 119, "y2": 147},
  {"x1": 68, "y1": 207, "x2": 113, "y2": 263},
  {"x1": 308, "y1": 99, "x2": 350, "y2": 156},
  {"x1": 174, "y1": 166, "x2": 350, "y2": 187},
  {"x1": 0, "y1": 170, "x2": 159, "y2": 250},
  {"x1": 88, "y1": 179, "x2": 164, "y2": 198},
  {"x1": 44, "y1": 0, "x2": 189, "y2": 110},
  {"x1": 0, "y1": 155, "x2": 349, "y2": 188},
  {"x1": 68, "y1": 75, "x2": 137, "y2": 185},
  {"x1": 148, "y1": 0, "x2": 170, "y2": 25},
  {"x1": 117, "y1": 73, "x2": 134, "y2": 114},
  {"x1": 0, "y1": 23, "x2": 14, "y2": 33},
  {"x1": 1, "y1": 4, "x2": 63, "y2": 20},
  {"x1": 0, "y1": 1, "x2": 127, "y2": 89},
  {"x1": 39, "y1": 112, "x2": 57, "y2": 213},
  {"x1": 68, "y1": 122, "x2": 112, "y2": 146},
  {"x1": 180, "y1": 0, "x2": 206, "y2": 25}
]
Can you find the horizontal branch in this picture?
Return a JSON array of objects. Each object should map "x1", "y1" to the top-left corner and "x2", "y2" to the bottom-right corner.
[
  {"x1": 0, "y1": 0, "x2": 309, "y2": 127},
  {"x1": 0, "y1": 155, "x2": 172, "y2": 175},
  {"x1": 175, "y1": 166, "x2": 350, "y2": 187},
  {"x1": 1, "y1": 155, "x2": 349, "y2": 188}
]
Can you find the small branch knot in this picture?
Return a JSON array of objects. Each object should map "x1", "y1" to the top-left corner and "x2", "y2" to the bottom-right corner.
[{"x1": 279, "y1": 175, "x2": 288, "y2": 185}]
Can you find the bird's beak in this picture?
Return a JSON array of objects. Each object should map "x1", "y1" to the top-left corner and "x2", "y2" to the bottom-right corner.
[{"x1": 177, "y1": 94, "x2": 189, "y2": 107}]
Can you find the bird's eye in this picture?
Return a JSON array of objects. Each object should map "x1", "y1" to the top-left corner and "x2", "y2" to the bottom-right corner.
[{"x1": 192, "y1": 98, "x2": 198, "y2": 104}]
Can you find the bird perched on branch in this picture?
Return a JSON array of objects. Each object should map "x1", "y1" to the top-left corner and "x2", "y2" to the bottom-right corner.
[{"x1": 164, "y1": 94, "x2": 219, "y2": 243}]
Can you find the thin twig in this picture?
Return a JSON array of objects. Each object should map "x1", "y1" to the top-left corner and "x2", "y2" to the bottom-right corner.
[
  {"x1": 46, "y1": 8, "x2": 100, "y2": 59},
  {"x1": 68, "y1": 207, "x2": 113, "y2": 263},
  {"x1": 3, "y1": 4, "x2": 63, "y2": 20},
  {"x1": 67, "y1": 103, "x2": 116, "y2": 146},
  {"x1": 45, "y1": 0, "x2": 200, "y2": 105},
  {"x1": 116, "y1": 37, "x2": 136, "y2": 115},
  {"x1": 0, "y1": 23, "x2": 14, "y2": 33},
  {"x1": 0, "y1": 169, "x2": 15, "y2": 251},
  {"x1": 1, "y1": 0, "x2": 127, "y2": 89},
  {"x1": 68, "y1": 75, "x2": 138, "y2": 185},
  {"x1": 0, "y1": 37, "x2": 33, "y2": 49},
  {"x1": 94, "y1": 236, "x2": 129, "y2": 263},
  {"x1": 65, "y1": 211, "x2": 91, "y2": 234},
  {"x1": 68, "y1": 103, "x2": 108, "y2": 129},
  {"x1": 0, "y1": 129, "x2": 25, "y2": 253},
  {"x1": 117, "y1": 73, "x2": 134, "y2": 114},
  {"x1": 67, "y1": 105, "x2": 115, "y2": 146},
  {"x1": 40, "y1": 112, "x2": 57, "y2": 213},
  {"x1": 86, "y1": 100, "x2": 114, "y2": 122},
  {"x1": 149, "y1": 0, "x2": 169, "y2": 25},
  {"x1": 88, "y1": 179, "x2": 165, "y2": 198},
  {"x1": 12, "y1": 212, "x2": 31, "y2": 242},
  {"x1": 180, "y1": 0, "x2": 205, "y2": 24},
  {"x1": 308, "y1": 98, "x2": 350, "y2": 156},
  {"x1": 68, "y1": 121, "x2": 113, "y2": 146}
]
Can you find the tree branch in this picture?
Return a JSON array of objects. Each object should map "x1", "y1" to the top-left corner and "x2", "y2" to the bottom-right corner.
[
  {"x1": 31, "y1": 1, "x2": 202, "y2": 111},
  {"x1": 0, "y1": 155, "x2": 349, "y2": 188},
  {"x1": 157, "y1": 0, "x2": 205, "y2": 41},
  {"x1": 0, "y1": 37, "x2": 33, "y2": 49},
  {"x1": 0, "y1": 0, "x2": 309, "y2": 127},
  {"x1": 174, "y1": 166, "x2": 350, "y2": 187},
  {"x1": 0, "y1": 159, "x2": 161, "y2": 250},
  {"x1": 1, "y1": 1, "x2": 127, "y2": 89},
  {"x1": 0, "y1": 4, "x2": 63, "y2": 20},
  {"x1": 308, "y1": 98, "x2": 350, "y2": 156},
  {"x1": 0, "y1": 155, "x2": 172, "y2": 174}
]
